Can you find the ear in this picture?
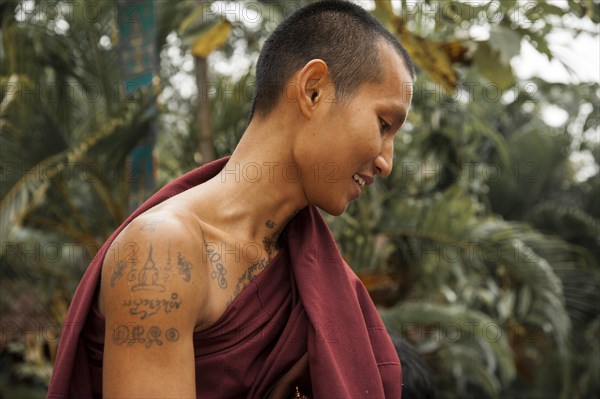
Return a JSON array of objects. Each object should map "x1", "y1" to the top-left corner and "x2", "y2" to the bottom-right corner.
[{"x1": 295, "y1": 59, "x2": 330, "y2": 119}]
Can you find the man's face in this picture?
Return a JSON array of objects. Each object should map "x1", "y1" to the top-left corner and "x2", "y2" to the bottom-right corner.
[{"x1": 297, "y1": 44, "x2": 414, "y2": 215}]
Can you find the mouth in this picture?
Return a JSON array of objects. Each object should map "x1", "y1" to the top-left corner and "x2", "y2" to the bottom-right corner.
[
  {"x1": 352, "y1": 173, "x2": 366, "y2": 190},
  {"x1": 352, "y1": 172, "x2": 374, "y2": 193}
]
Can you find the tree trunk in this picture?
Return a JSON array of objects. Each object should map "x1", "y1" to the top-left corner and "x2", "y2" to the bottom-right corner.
[{"x1": 195, "y1": 56, "x2": 216, "y2": 164}]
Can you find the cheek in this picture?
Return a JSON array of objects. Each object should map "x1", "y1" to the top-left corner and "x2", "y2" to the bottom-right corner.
[
  {"x1": 361, "y1": 131, "x2": 382, "y2": 157},
  {"x1": 349, "y1": 111, "x2": 377, "y2": 139},
  {"x1": 372, "y1": 138, "x2": 384, "y2": 154}
]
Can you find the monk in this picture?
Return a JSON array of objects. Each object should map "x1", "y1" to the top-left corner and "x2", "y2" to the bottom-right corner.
[{"x1": 47, "y1": 1, "x2": 415, "y2": 398}]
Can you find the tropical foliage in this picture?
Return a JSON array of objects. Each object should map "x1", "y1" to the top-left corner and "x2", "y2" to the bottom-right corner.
[
  {"x1": 1, "y1": 1, "x2": 598, "y2": 398},
  {"x1": 0, "y1": 0, "x2": 157, "y2": 392}
]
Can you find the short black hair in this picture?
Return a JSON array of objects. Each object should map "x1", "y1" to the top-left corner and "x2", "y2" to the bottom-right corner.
[{"x1": 249, "y1": 0, "x2": 415, "y2": 120}]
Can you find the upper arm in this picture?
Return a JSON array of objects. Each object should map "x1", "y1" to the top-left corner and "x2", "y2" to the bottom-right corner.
[{"x1": 100, "y1": 216, "x2": 207, "y2": 398}]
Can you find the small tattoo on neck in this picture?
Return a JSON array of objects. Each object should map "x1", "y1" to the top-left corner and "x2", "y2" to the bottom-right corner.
[{"x1": 265, "y1": 220, "x2": 276, "y2": 229}]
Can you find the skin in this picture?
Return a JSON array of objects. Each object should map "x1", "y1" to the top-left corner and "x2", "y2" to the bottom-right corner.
[{"x1": 99, "y1": 40, "x2": 413, "y2": 398}]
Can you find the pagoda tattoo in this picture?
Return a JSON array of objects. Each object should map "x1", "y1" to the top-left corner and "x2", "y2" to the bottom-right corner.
[{"x1": 131, "y1": 245, "x2": 166, "y2": 292}]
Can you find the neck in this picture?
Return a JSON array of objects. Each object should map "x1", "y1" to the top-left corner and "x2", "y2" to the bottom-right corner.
[{"x1": 194, "y1": 114, "x2": 308, "y2": 248}]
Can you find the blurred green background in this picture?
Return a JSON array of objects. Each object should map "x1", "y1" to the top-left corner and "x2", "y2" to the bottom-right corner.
[{"x1": 1, "y1": 1, "x2": 599, "y2": 398}]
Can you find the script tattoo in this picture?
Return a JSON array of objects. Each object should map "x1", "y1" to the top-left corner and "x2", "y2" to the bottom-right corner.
[
  {"x1": 111, "y1": 323, "x2": 180, "y2": 348},
  {"x1": 109, "y1": 242, "x2": 138, "y2": 287},
  {"x1": 263, "y1": 235, "x2": 282, "y2": 259},
  {"x1": 110, "y1": 241, "x2": 191, "y2": 291},
  {"x1": 177, "y1": 252, "x2": 192, "y2": 282},
  {"x1": 147, "y1": 326, "x2": 163, "y2": 347},
  {"x1": 123, "y1": 292, "x2": 182, "y2": 320},
  {"x1": 131, "y1": 245, "x2": 166, "y2": 292},
  {"x1": 113, "y1": 323, "x2": 145, "y2": 346},
  {"x1": 199, "y1": 223, "x2": 228, "y2": 289},
  {"x1": 263, "y1": 219, "x2": 281, "y2": 259},
  {"x1": 165, "y1": 327, "x2": 180, "y2": 342},
  {"x1": 227, "y1": 258, "x2": 269, "y2": 305},
  {"x1": 110, "y1": 260, "x2": 127, "y2": 288},
  {"x1": 163, "y1": 240, "x2": 172, "y2": 284},
  {"x1": 206, "y1": 247, "x2": 227, "y2": 289},
  {"x1": 263, "y1": 236, "x2": 276, "y2": 258}
]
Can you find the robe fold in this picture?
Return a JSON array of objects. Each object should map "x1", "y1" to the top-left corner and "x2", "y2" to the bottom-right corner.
[{"x1": 47, "y1": 157, "x2": 402, "y2": 399}]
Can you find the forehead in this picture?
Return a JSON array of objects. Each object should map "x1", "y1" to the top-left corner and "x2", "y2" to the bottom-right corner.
[
  {"x1": 378, "y1": 44, "x2": 413, "y2": 100},
  {"x1": 354, "y1": 43, "x2": 413, "y2": 109}
]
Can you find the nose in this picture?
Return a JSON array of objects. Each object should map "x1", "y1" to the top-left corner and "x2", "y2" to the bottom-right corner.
[{"x1": 374, "y1": 138, "x2": 394, "y2": 177}]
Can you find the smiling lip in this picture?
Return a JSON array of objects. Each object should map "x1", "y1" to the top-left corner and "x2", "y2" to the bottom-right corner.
[
  {"x1": 352, "y1": 173, "x2": 375, "y2": 198},
  {"x1": 357, "y1": 174, "x2": 374, "y2": 186}
]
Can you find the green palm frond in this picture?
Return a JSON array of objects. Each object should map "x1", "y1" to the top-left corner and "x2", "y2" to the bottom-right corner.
[
  {"x1": 374, "y1": 182, "x2": 581, "y2": 396},
  {"x1": 382, "y1": 191, "x2": 570, "y2": 337},
  {"x1": 0, "y1": 93, "x2": 154, "y2": 254},
  {"x1": 468, "y1": 221, "x2": 571, "y2": 350},
  {"x1": 530, "y1": 201, "x2": 600, "y2": 251},
  {"x1": 381, "y1": 301, "x2": 517, "y2": 398}
]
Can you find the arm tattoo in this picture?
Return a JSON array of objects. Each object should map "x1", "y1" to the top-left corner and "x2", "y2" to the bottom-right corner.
[
  {"x1": 109, "y1": 242, "x2": 138, "y2": 287},
  {"x1": 115, "y1": 242, "x2": 190, "y2": 292},
  {"x1": 110, "y1": 260, "x2": 127, "y2": 287},
  {"x1": 177, "y1": 252, "x2": 192, "y2": 282},
  {"x1": 111, "y1": 323, "x2": 180, "y2": 348},
  {"x1": 165, "y1": 327, "x2": 180, "y2": 341},
  {"x1": 131, "y1": 245, "x2": 166, "y2": 292},
  {"x1": 122, "y1": 292, "x2": 182, "y2": 320}
]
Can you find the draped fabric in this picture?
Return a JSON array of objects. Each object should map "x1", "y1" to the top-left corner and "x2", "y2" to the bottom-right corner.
[{"x1": 48, "y1": 157, "x2": 402, "y2": 398}]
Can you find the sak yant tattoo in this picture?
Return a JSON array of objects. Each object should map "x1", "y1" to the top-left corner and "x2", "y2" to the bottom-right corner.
[
  {"x1": 263, "y1": 220, "x2": 281, "y2": 259},
  {"x1": 206, "y1": 247, "x2": 227, "y2": 289},
  {"x1": 199, "y1": 224, "x2": 228, "y2": 289},
  {"x1": 165, "y1": 327, "x2": 180, "y2": 342},
  {"x1": 109, "y1": 241, "x2": 192, "y2": 291},
  {"x1": 163, "y1": 241, "x2": 173, "y2": 284},
  {"x1": 228, "y1": 258, "x2": 269, "y2": 305},
  {"x1": 263, "y1": 236, "x2": 277, "y2": 258},
  {"x1": 123, "y1": 292, "x2": 182, "y2": 320},
  {"x1": 111, "y1": 323, "x2": 180, "y2": 348},
  {"x1": 177, "y1": 252, "x2": 192, "y2": 282},
  {"x1": 110, "y1": 260, "x2": 128, "y2": 288},
  {"x1": 131, "y1": 245, "x2": 166, "y2": 293},
  {"x1": 109, "y1": 242, "x2": 138, "y2": 287}
]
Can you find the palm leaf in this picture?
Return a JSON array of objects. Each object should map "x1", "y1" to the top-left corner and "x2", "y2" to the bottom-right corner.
[
  {"x1": 0, "y1": 95, "x2": 153, "y2": 254},
  {"x1": 381, "y1": 301, "x2": 517, "y2": 396}
]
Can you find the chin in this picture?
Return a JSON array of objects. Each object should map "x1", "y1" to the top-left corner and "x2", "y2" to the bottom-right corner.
[
  {"x1": 306, "y1": 188, "x2": 350, "y2": 216},
  {"x1": 316, "y1": 201, "x2": 349, "y2": 216}
]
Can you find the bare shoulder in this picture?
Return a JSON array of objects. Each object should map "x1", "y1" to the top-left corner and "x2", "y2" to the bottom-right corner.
[
  {"x1": 99, "y1": 210, "x2": 207, "y2": 397},
  {"x1": 99, "y1": 209, "x2": 209, "y2": 326}
]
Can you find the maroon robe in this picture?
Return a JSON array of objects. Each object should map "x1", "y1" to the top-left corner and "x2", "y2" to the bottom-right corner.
[{"x1": 47, "y1": 157, "x2": 402, "y2": 398}]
